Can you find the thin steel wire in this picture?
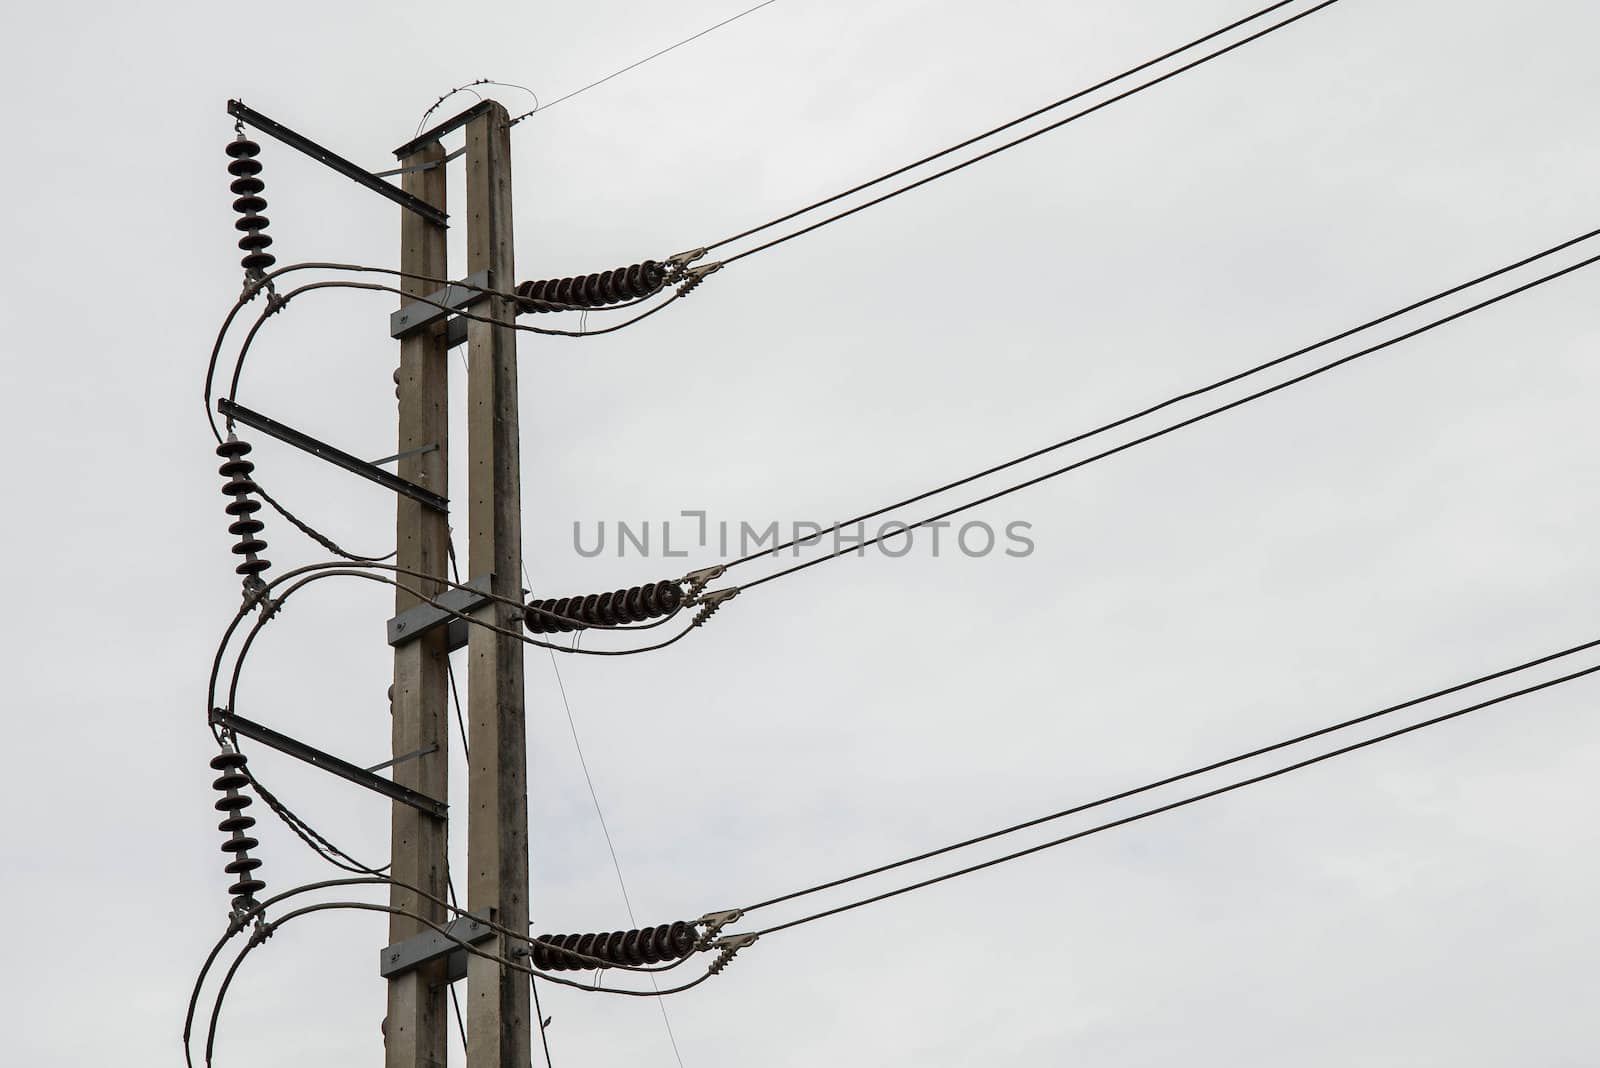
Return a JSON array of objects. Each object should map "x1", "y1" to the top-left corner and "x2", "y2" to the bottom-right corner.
[
  {"x1": 507, "y1": 0, "x2": 780, "y2": 125},
  {"x1": 546, "y1": 645, "x2": 690, "y2": 1067}
]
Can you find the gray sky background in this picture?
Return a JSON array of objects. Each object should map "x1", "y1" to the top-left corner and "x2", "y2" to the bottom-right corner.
[{"x1": 4, "y1": 1, "x2": 1599, "y2": 1065}]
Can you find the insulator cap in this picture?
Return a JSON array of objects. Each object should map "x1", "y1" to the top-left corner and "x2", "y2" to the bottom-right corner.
[
  {"x1": 524, "y1": 578, "x2": 684, "y2": 634},
  {"x1": 212, "y1": 771, "x2": 250, "y2": 792}
]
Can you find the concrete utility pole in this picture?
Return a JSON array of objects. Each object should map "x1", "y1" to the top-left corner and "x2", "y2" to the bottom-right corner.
[
  {"x1": 388, "y1": 138, "x2": 453, "y2": 1068},
  {"x1": 463, "y1": 101, "x2": 534, "y2": 1068}
]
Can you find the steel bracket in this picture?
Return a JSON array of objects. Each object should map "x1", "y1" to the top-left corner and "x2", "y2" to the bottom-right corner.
[
  {"x1": 390, "y1": 270, "x2": 492, "y2": 339},
  {"x1": 388, "y1": 574, "x2": 494, "y2": 650},
  {"x1": 380, "y1": 908, "x2": 497, "y2": 982},
  {"x1": 228, "y1": 100, "x2": 449, "y2": 229},
  {"x1": 218, "y1": 399, "x2": 447, "y2": 513},
  {"x1": 211, "y1": 708, "x2": 447, "y2": 819}
]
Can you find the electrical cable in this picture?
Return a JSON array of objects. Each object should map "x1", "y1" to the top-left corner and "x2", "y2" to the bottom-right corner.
[
  {"x1": 726, "y1": 224, "x2": 1600, "y2": 566},
  {"x1": 207, "y1": 560, "x2": 705, "y2": 737},
  {"x1": 742, "y1": 659, "x2": 1600, "y2": 937},
  {"x1": 705, "y1": 0, "x2": 1301, "y2": 253},
  {"x1": 740, "y1": 634, "x2": 1600, "y2": 913},
  {"x1": 221, "y1": 279, "x2": 683, "y2": 421},
  {"x1": 717, "y1": 0, "x2": 1343, "y2": 266},
  {"x1": 186, "y1": 870, "x2": 719, "y2": 1067},
  {"x1": 203, "y1": 260, "x2": 681, "y2": 443},
  {"x1": 200, "y1": 900, "x2": 720, "y2": 1067},
  {"x1": 253, "y1": 480, "x2": 396, "y2": 563},
  {"x1": 248, "y1": 770, "x2": 389, "y2": 875},
  {"x1": 732, "y1": 244, "x2": 1600, "y2": 592},
  {"x1": 214, "y1": 567, "x2": 697, "y2": 731},
  {"x1": 205, "y1": 260, "x2": 522, "y2": 443},
  {"x1": 507, "y1": 0, "x2": 780, "y2": 125}
]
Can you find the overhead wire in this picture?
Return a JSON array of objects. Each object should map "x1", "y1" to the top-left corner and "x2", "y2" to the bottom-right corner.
[
  {"x1": 725, "y1": 224, "x2": 1600, "y2": 566},
  {"x1": 714, "y1": 0, "x2": 1344, "y2": 265},
  {"x1": 740, "y1": 634, "x2": 1600, "y2": 913},
  {"x1": 193, "y1": 639, "x2": 1600, "y2": 1063},
  {"x1": 705, "y1": 0, "x2": 1302, "y2": 253},
  {"x1": 742, "y1": 658, "x2": 1600, "y2": 937},
  {"x1": 731, "y1": 242, "x2": 1600, "y2": 592}
]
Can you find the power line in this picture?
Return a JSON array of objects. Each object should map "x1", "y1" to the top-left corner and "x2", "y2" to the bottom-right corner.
[
  {"x1": 741, "y1": 634, "x2": 1600, "y2": 914},
  {"x1": 705, "y1": 0, "x2": 1302, "y2": 253},
  {"x1": 727, "y1": 224, "x2": 1600, "y2": 566},
  {"x1": 744, "y1": 656, "x2": 1600, "y2": 937},
  {"x1": 734, "y1": 242, "x2": 1600, "y2": 592},
  {"x1": 716, "y1": 0, "x2": 1343, "y2": 265},
  {"x1": 507, "y1": 0, "x2": 780, "y2": 126}
]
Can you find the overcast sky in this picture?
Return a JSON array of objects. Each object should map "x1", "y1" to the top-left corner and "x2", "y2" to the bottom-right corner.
[{"x1": 5, "y1": 1, "x2": 1599, "y2": 1065}]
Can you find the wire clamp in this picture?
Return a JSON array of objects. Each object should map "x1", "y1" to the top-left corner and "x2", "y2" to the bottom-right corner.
[
  {"x1": 695, "y1": 908, "x2": 744, "y2": 947},
  {"x1": 707, "y1": 932, "x2": 757, "y2": 975},
  {"x1": 676, "y1": 261, "x2": 723, "y2": 298},
  {"x1": 664, "y1": 247, "x2": 708, "y2": 281},
  {"x1": 246, "y1": 919, "x2": 276, "y2": 949},
  {"x1": 692, "y1": 587, "x2": 739, "y2": 627},
  {"x1": 241, "y1": 578, "x2": 277, "y2": 617},
  {"x1": 681, "y1": 565, "x2": 726, "y2": 603}
]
